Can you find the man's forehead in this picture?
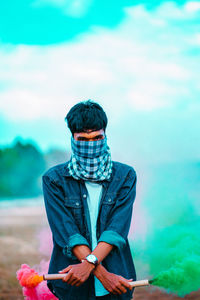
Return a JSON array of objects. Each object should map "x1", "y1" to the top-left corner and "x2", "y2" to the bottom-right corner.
[
  {"x1": 75, "y1": 129, "x2": 104, "y2": 136},
  {"x1": 83, "y1": 129, "x2": 96, "y2": 133}
]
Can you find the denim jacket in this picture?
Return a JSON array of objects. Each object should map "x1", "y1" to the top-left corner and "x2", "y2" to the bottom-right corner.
[{"x1": 42, "y1": 161, "x2": 137, "y2": 300}]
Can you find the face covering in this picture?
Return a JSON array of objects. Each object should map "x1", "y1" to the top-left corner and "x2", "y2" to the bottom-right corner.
[{"x1": 68, "y1": 136, "x2": 112, "y2": 181}]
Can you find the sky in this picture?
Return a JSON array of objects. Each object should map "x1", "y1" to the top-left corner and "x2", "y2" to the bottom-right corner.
[{"x1": 0, "y1": 0, "x2": 200, "y2": 165}]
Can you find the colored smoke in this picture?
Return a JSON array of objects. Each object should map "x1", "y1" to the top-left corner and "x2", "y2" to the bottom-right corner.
[
  {"x1": 17, "y1": 227, "x2": 57, "y2": 299},
  {"x1": 16, "y1": 262, "x2": 58, "y2": 300},
  {"x1": 37, "y1": 227, "x2": 53, "y2": 257},
  {"x1": 131, "y1": 163, "x2": 200, "y2": 296},
  {"x1": 149, "y1": 223, "x2": 200, "y2": 295},
  {"x1": 17, "y1": 264, "x2": 43, "y2": 288}
]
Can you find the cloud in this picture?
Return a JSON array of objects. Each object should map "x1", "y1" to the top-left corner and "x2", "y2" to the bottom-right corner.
[
  {"x1": 33, "y1": 0, "x2": 93, "y2": 17},
  {"x1": 185, "y1": 1, "x2": 200, "y2": 13},
  {"x1": 0, "y1": 1, "x2": 200, "y2": 161},
  {"x1": 0, "y1": 1, "x2": 199, "y2": 117}
]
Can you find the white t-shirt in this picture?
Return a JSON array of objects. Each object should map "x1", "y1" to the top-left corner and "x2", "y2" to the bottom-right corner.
[{"x1": 85, "y1": 181, "x2": 109, "y2": 297}]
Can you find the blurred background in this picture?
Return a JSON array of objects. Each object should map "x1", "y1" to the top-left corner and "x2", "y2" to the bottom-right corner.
[{"x1": 0, "y1": 0, "x2": 200, "y2": 299}]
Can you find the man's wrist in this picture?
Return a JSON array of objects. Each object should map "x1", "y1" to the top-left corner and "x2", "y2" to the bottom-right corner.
[
  {"x1": 81, "y1": 259, "x2": 96, "y2": 272},
  {"x1": 93, "y1": 263, "x2": 107, "y2": 279}
]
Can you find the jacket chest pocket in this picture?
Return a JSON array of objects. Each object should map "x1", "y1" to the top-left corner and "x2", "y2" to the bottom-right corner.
[
  {"x1": 100, "y1": 193, "x2": 116, "y2": 225},
  {"x1": 64, "y1": 197, "x2": 83, "y2": 227}
]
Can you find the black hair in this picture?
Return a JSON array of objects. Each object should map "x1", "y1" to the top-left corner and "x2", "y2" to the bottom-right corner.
[{"x1": 65, "y1": 100, "x2": 108, "y2": 135}]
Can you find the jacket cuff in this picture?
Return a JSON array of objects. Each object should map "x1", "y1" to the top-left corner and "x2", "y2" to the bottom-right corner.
[
  {"x1": 63, "y1": 233, "x2": 90, "y2": 260},
  {"x1": 98, "y1": 230, "x2": 126, "y2": 250}
]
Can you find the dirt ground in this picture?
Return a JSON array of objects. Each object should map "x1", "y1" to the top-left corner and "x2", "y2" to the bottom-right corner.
[{"x1": 0, "y1": 207, "x2": 200, "y2": 300}]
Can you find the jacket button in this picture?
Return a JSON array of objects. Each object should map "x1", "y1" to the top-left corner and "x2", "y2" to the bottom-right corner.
[{"x1": 83, "y1": 194, "x2": 87, "y2": 198}]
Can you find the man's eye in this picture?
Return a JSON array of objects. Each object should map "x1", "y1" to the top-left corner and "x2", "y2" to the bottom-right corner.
[
  {"x1": 78, "y1": 137, "x2": 87, "y2": 141},
  {"x1": 94, "y1": 136, "x2": 104, "y2": 140}
]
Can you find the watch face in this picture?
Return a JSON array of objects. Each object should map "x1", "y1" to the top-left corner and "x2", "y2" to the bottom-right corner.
[{"x1": 86, "y1": 254, "x2": 98, "y2": 265}]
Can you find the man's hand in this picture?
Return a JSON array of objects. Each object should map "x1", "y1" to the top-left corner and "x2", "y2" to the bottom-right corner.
[
  {"x1": 94, "y1": 264, "x2": 133, "y2": 295},
  {"x1": 59, "y1": 261, "x2": 95, "y2": 287}
]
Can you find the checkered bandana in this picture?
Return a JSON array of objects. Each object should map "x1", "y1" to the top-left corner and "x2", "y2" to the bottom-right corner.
[{"x1": 68, "y1": 136, "x2": 112, "y2": 181}]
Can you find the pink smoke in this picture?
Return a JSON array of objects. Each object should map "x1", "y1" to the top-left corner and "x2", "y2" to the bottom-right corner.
[
  {"x1": 17, "y1": 226, "x2": 58, "y2": 300},
  {"x1": 37, "y1": 227, "x2": 53, "y2": 257}
]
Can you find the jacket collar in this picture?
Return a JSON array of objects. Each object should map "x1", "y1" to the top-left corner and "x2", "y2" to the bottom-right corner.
[{"x1": 63, "y1": 161, "x2": 113, "y2": 183}]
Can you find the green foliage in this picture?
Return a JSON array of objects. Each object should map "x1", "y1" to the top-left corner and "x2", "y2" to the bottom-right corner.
[{"x1": 0, "y1": 139, "x2": 46, "y2": 197}]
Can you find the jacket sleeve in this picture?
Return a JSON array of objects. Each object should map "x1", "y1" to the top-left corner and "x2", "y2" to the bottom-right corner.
[
  {"x1": 97, "y1": 168, "x2": 137, "y2": 250},
  {"x1": 42, "y1": 175, "x2": 90, "y2": 259}
]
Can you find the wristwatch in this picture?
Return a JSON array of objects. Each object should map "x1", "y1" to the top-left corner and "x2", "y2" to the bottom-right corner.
[{"x1": 84, "y1": 254, "x2": 99, "y2": 266}]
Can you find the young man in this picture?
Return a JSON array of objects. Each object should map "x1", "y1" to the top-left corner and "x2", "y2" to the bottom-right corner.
[{"x1": 42, "y1": 100, "x2": 137, "y2": 300}]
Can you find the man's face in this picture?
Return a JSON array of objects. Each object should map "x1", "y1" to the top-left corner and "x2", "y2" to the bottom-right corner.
[{"x1": 74, "y1": 129, "x2": 105, "y2": 141}]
